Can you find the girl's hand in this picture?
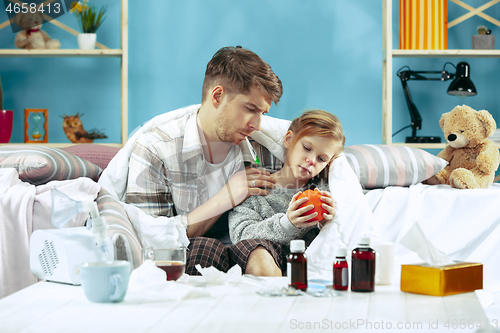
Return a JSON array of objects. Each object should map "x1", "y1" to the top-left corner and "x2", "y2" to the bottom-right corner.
[
  {"x1": 317, "y1": 190, "x2": 336, "y2": 227},
  {"x1": 286, "y1": 192, "x2": 319, "y2": 229}
]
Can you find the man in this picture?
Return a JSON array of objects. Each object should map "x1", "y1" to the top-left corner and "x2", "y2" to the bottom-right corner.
[{"x1": 126, "y1": 46, "x2": 284, "y2": 276}]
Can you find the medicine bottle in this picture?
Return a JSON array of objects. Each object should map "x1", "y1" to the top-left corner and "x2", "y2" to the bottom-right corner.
[
  {"x1": 333, "y1": 247, "x2": 348, "y2": 290},
  {"x1": 287, "y1": 240, "x2": 307, "y2": 291},
  {"x1": 351, "y1": 236, "x2": 376, "y2": 292}
]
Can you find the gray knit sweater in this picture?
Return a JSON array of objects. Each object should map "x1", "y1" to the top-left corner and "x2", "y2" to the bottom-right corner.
[{"x1": 228, "y1": 184, "x2": 329, "y2": 247}]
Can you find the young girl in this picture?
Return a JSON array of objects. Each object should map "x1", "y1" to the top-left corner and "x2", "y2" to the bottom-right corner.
[{"x1": 228, "y1": 109, "x2": 345, "y2": 271}]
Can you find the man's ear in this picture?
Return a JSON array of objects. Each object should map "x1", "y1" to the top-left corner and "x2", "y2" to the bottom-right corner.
[
  {"x1": 283, "y1": 130, "x2": 293, "y2": 148},
  {"x1": 211, "y1": 86, "x2": 224, "y2": 108}
]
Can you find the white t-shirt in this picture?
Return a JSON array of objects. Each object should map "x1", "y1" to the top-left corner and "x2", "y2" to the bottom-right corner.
[{"x1": 203, "y1": 145, "x2": 243, "y2": 199}]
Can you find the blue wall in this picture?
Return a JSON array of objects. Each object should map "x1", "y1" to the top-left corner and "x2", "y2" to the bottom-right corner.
[
  {"x1": 391, "y1": 0, "x2": 500, "y2": 144},
  {"x1": 0, "y1": 0, "x2": 498, "y2": 147}
]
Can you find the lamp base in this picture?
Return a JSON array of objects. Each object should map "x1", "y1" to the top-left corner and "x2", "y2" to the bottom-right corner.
[{"x1": 405, "y1": 136, "x2": 441, "y2": 144}]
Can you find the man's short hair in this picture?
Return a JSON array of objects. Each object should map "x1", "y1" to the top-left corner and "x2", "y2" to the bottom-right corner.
[{"x1": 201, "y1": 46, "x2": 283, "y2": 105}]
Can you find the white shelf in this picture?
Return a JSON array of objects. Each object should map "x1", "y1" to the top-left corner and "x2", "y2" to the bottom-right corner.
[
  {"x1": 392, "y1": 49, "x2": 500, "y2": 58},
  {"x1": 1, "y1": 0, "x2": 128, "y2": 148},
  {"x1": 0, "y1": 49, "x2": 123, "y2": 57},
  {"x1": 382, "y1": 0, "x2": 500, "y2": 148}
]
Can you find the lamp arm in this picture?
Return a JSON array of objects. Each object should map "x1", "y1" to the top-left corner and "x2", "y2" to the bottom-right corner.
[
  {"x1": 399, "y1": 72, "x2": 422, "y2": 138},
  {"x1": 395, "y1": 65, "x2": 458, "y2": 143}
]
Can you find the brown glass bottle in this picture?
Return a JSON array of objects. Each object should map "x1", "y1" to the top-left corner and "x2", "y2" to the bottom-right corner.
[
  {"x1": 288, "y1": 240, "x2": 307, "y2": 291},
  {"x1": 351, "y1": 236, "x2": 376, "y2": 292},
  {"x1": 333, "y1": 247, "x2": 348, "y2": 291}
]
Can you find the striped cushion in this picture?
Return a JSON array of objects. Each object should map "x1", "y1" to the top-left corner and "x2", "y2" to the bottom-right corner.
[
  {"x1": 0, "y1": 145, "x2": 102, "y2": 185},
  {"x1": 96, "y1": 188, "x2": 142, "y2": 269},
  {"x1": 344, "y1": 144, "x2": 447, "y2": 189},
  {"x1": 61, "y1": 144, "x2": 120, "y2": 170}
]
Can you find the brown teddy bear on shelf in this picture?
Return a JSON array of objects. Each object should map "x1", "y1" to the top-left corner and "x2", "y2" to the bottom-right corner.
[
  {"x1": 14, "y1": 11, "x2": 60, "y2": 50},
  {"x1": 432, "y1": 105, "x2": 500, "y2": 189}
]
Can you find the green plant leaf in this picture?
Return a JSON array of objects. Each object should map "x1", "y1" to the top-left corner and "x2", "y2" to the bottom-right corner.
[{"x1": 72, "y1": 2, "x2": 107, "y2": 33}]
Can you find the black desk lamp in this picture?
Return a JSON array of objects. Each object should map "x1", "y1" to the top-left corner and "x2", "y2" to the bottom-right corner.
[{"x1": 396, "y1": 62, "x2": 477, "y2": 143}]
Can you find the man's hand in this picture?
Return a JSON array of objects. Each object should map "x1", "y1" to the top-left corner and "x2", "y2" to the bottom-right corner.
[
  {"x1": 226, "y1": 167, "x2": 276, "y2": 206},
  {"x1": 245, "y1": 167, "x2": 276, "y2": 193},
  {"x1": 186, "y1": 167, "x2": 276, "y2": 237}
]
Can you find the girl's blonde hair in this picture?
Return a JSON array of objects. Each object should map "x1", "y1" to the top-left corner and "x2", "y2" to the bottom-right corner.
[
  {"x1": 287, "y1": 109, "x2": 345, "y2": 157},
  {"x1": 286, "y1": 109, "x2": 345, "y2": 185}
]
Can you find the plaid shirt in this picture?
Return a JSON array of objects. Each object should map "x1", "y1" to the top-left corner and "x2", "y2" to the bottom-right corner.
[{"x1": 126, "y1": 111, "x2": 283, "y2": 231}]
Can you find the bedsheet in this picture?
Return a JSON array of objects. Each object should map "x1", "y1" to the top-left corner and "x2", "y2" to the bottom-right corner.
[
  {"x1": 0, "y1": 168, "x2": 101, "y2": 299},
  {"x1": 365, "y1": 183, "x2": 500, "y2": 288}
]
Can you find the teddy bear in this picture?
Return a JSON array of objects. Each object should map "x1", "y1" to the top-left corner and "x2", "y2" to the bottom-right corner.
[
  {"x1": 14, "y1": 12, "x2": 60, "y2": 50},
  {"x1": 433, "y1": 105, "x2": 500, "y2": 189}
]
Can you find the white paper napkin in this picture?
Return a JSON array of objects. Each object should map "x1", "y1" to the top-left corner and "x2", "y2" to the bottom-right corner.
[
  {"x1": 195, "y1": 264, "x2": 242, "y2": 285},
  {"x1": 124, "y1": 260, "x2": 209, "y2": 303}
]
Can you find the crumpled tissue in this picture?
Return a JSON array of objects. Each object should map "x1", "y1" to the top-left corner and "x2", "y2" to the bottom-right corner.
[
  {"x1": 399, "y1": 222, "x2": 454, "y2": 266},
  {"x1": 124, "y1": 260, "x2": 209, "y2": 303},
  {"x1": 476, "y1": 281, "x2": 500, "y2": 308},
  {"x1": 195, "y1": 264, "x2": 242, "y2": 285}
]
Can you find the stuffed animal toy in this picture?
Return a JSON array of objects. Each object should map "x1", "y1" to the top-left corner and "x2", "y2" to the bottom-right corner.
[
  {"x1": 434, "y1": 105, "x2": 500, "y2": 189},
  {"x1": 61, "y1": 113, "x2": 107, "y2": 143},
  {"x1": 14, "y1": 12, "x2": 60, "y2": 50}
]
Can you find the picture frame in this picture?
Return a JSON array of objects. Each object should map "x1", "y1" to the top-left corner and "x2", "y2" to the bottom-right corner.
[{"x1": 24, "y1": 109, "x2": 49, "y2": 143}]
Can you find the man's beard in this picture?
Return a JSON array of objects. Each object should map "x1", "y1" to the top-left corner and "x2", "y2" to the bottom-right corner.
[
  {"x1": 214, "y1": 110, "x2": 239, "y2": 144},
  {"x1": 215, "y1": 122, "x2": 237, "y2": 143}
]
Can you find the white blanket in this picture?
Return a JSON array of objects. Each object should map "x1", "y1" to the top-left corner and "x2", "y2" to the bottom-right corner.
[
  {"x1": 98, "y1": 105, "x2": 377, "y2": 279},
  {"x1": 0, "y1": 169, "x2": 101, "y2": 298},
  {"x1": 306, "y1": 153, "x2": 379, "y2": 280},
  {"x1": 365, "y1": 183, "x2": 500, "y2": 288}
]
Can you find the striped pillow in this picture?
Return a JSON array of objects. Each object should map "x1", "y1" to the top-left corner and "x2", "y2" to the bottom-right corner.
[
  {"x1": 344, "y1": 145, "x2": 447, "y2": 189},
  {"x1": 0, "y1": 145, "x2": 102, "y2": 185},
  {"x1": 61, "y1": 144, "x2": 120, "y2": 170},
  {"x1": 96, "y1": 188, "x2": 142, "y2": 269}
]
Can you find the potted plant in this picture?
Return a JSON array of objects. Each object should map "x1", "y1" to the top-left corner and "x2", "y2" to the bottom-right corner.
[
  {"x1": 70, "y1": 0, "x2": 107, "y2": 50},
  {"x1": 472, "y1": 25, "x2": 495, "y2": 49}
]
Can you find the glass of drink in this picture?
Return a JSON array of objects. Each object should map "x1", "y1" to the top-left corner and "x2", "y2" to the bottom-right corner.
[{"x1": 143, "y1": 247, "x2": 186, "y2": 281}]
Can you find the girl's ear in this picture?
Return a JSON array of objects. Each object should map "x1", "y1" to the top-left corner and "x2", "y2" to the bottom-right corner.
[{"x1": 283, "y1": 130, "x2": 293, "y2": 148}]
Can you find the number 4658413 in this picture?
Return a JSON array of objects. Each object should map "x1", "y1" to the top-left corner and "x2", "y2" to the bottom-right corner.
[{"x1": 5, "y1": 2, "x2": 61, "y2": 14}]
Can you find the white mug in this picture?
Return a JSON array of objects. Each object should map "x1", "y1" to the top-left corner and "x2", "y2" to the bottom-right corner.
[
  {"x1": 78, "y1": 261, "x2": 132, "y2": 303},
  {"x1": 371, "y1": 241, "x2": 394, "y2": 285}
]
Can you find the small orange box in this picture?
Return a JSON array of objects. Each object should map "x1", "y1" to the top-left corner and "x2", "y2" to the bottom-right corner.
[
  {"x1": 400, "y1": 262, "x2": 482, "y2": 296},
  {"x1": 399, "y1": 0, "x2": 448, "y2": 50}
]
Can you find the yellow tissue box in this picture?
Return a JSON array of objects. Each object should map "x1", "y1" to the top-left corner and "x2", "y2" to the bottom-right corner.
[{"x1": 400, "y1": 262, "x2": 483, "y2": 296}]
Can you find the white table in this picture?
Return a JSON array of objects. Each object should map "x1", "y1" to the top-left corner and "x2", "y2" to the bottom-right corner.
[{"x1": 0, "y1": 277, "x2": 492, "y2": 333}]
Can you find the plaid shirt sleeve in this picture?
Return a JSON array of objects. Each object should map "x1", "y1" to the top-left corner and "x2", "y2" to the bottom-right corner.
[{"x1": 125, "y1": 133, "x2": 188, "y2": 230}]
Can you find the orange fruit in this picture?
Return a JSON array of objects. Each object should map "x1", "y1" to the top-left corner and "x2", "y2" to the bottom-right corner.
[{"x1": 297, "y1": 189, "x2": 327, "y2": 222}]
